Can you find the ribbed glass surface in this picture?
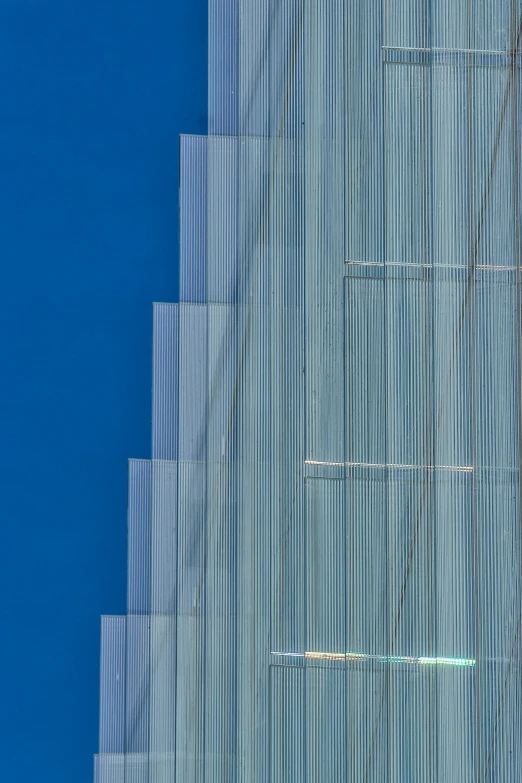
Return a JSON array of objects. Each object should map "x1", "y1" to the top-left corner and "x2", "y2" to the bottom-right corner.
[{"x1": 94, "y1": 1, "x2": 522, "y2": 780}]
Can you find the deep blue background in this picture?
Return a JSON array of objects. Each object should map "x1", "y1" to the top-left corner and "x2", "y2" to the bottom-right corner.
[{"x1": 0, "y1": 2, "x2": 206, "y2": 780}]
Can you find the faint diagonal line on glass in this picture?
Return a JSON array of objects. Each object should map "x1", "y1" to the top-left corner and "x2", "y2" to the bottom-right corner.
[{"x1": 363, "y1": 11, "x2": 522, "y2": 782}]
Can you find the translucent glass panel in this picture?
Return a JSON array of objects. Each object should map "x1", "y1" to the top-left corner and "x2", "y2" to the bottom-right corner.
[
  {"x1": 94, "y1": 754, "x2": 126, "y2": 783},
  {"x1": 304, "y1": 136, "x2": 345, "y2": 463},
  {"x1": 345, "y1": 0, "x2": 383, "y2": 265},
  {"x1": 179, "y1": 135, "x2": 207, "y2": 303},
  {"x1": 269, "y1": 469, "x2": 520, "y2": 779},
  {"x1": 208, "y1": 0, "x2": 238, "y2": 135},
  {"x1": 127, "y1": 459, "x2": 151, "y2": 614},
  {"x1": 475, "y1": 276, "x2": 519, "y2": 468},
  {"x1": 385, "y1": 56, "x2": 517, "y2": 273},
  {"x1": 97, "y1": 616, "x2": 150, "y2": 768},
  {"x1": 270, "y1": 666, "x2": 306, "y2": 782},
  {"x1": 345, "y1": 267, "x2": 473, "y2": 469},
  {"x1": 345, "y1": 273, "x2": 386, "y2": 465},
  {"x1": 385, "y1": 65, "x2": 429, "y2": 267},
  {"x1": 305, "y1": 478, "x2": 346, "y2": 652},
  {"x1": 471, "y1": 67, "x2": 517, "y2": 269},
  {"x1": 150, "y1": 460, "x2": 178, "y2": 615},
  {"x1": 344, "y1": 263, "x2": 522, "y2": 779},
  {"x1": 206, "y1": 137, "x2": 238, "y2": 304},
  {"x1": 385, "y1": 0, "x2": 515, "y2": 51},
  {"x1": 431, "y1": 66, "x2": 471, "y2": 267},
  {"x1": 124, "y1": 616, "x2": 150, "y2": 755},
  {"x1": 99, "y1": 616, "x2": 126, "y2": 754},
  {"x1": 152, "y1": 303, "x2": 178, "y2": 461},
  {"x1": 302, "y1": 2, "x2": 346, "y2": 465},
  {"x1": 476, "y1": 469, "x2": 522, "y2": 783},
  {"x1": 346, "y1": 474, "x2": 388, "y2": 657},
  {"x1": 95, "y1": 0, "x2": 522, "y2": 780}
]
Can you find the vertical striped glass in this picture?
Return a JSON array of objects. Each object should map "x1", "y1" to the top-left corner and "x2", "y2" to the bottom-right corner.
[{"x1": 94, "y1": 1, "x2": 522, "y2": 780}]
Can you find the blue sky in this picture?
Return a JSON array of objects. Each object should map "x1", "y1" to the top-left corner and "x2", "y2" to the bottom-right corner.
[{"x1": 0, "y1": 2, "x2": 206, "y2": 779}]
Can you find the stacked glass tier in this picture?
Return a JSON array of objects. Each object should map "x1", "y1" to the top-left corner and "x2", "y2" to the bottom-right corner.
[{"x1": 95, "y1": 1, "x2": 522, "y2": 780}]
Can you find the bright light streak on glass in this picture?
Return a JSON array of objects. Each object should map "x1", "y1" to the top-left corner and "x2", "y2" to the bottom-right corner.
[{"x1": 271, "y1": 651, "x2": 476, "y2": 667}]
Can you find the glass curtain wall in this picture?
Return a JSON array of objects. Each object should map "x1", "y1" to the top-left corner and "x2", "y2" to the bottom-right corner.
[{"x1": 94, "y1": 1, "x2": 522, "y2": 780}]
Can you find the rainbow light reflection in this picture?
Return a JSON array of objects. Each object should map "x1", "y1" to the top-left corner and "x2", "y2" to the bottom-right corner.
[{"x1": 271, "y1": 651, "x2": 475, "y2": 667}]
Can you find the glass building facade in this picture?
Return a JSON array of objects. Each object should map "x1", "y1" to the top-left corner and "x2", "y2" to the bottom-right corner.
[{"x1": 95, "y1": 1, "x2": 522, "y2": 780}]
